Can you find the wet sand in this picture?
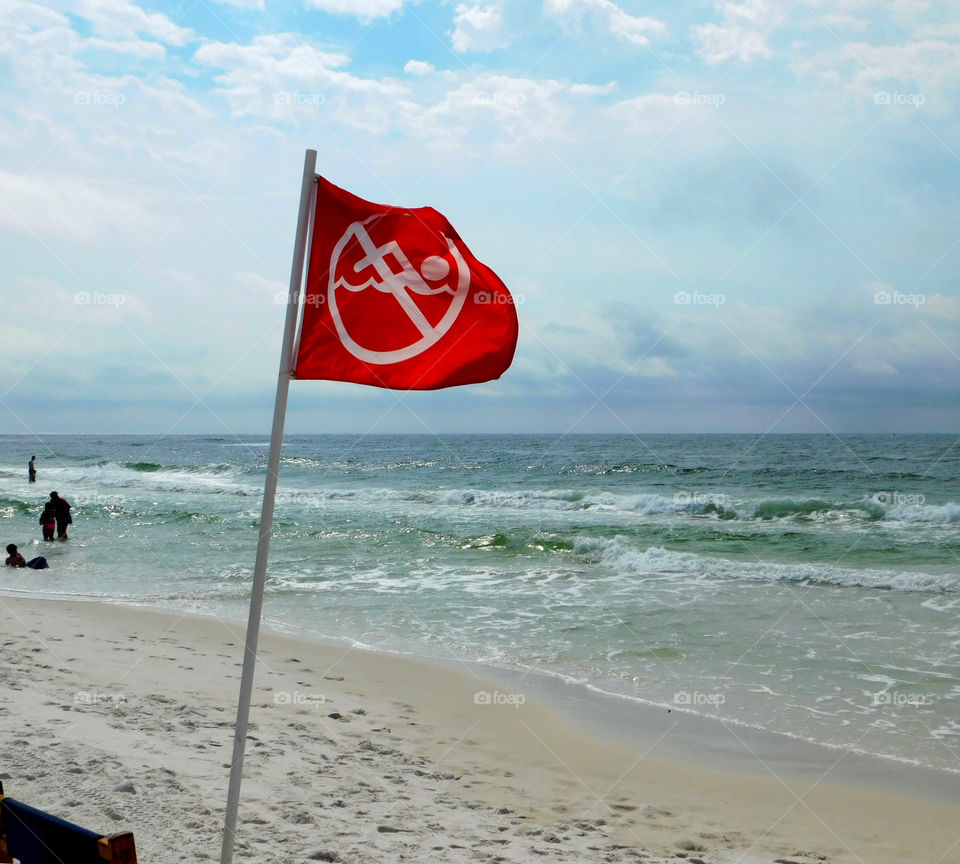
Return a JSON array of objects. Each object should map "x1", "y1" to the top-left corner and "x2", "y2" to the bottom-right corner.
[{"x1": 1, "y1": 596, "x2": 958, "y2": 863}]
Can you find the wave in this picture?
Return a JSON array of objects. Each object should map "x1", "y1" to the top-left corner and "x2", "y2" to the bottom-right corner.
[
  {"x1": 124, "y1": 462, "x2": 164, "y2": 472},
  {"x1": 0, "y1": 496, "x2": 36, "y2": 516},
  {"x1": 881, "y1": 500, "x2": 960, "y2": 524},
  {"x1": 355, "y1": 523, "x2": 958, "y2": 592},
  {"x1": 355, "y1": 487, "x2": 960, "y2": 525},
  {"x1": 164, "y1": 509, "x2": 228, "y2": 525},
  {"x1": 460, "y1": 532, "x2": 576, "y2": 553},
  {"x1": 5, "y1": 454, "x2": 958, "y2": 529},
  {"x1": 719, "y1": 495, "x2": 958, "y2": 524},
  {"x1": 598, "y1": 462, "x2": 706, "y2": 475},
  {"x1": 399, "y1": 487, "x2": 728, "y2": 516},
  {"x1": 121, "y1": 460, "x2": 243, "y2": 477},
  {"x1": 751, "y1": 498, "x2": 838, "y2": 519},
  {"x1": 19, "y1": 461, "x2": 260, "y2": 499},
  {"x1": 426, "y1": 489, "x2": 960, "y2": 525},
  {"x1": 580, "y1": 536, "x2": 960, "y2": 594},
  {"x1": 277, "y1": 458, "x2": 710, "y2": 477}
]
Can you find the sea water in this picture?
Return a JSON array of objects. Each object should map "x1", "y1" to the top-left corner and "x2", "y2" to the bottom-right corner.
[{"x1": 1, "y1": 434, "x2": 958, "y2": 773}]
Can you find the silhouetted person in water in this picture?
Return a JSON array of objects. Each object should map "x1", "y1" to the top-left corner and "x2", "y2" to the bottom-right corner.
[
  {"x1": 49, "y1": 491, "x2": 71, "y2": 540},
  {"x1": 40, "y1": 502, "x2": 56, "y2": 541},
  {"x1": 28, "y1": 456, "x2": 36, "y2": 483}
]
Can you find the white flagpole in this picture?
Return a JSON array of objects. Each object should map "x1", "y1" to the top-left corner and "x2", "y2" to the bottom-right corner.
[{"x1": 220, "y1": 148, "x2": 317, "y2": 864}]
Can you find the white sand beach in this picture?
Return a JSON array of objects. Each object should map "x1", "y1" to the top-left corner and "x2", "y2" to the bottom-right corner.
[{"x1": 1, "y1": 596, "x2": 958, "y2": 863}]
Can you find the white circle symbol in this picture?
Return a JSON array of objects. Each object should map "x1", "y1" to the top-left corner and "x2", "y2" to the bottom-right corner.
[
  {"x1": 327, "y1": 216, "x2": 470, "y2": 365},
  {"x1": 420, "y1": 255, "x2": 450, "y2": 281}
]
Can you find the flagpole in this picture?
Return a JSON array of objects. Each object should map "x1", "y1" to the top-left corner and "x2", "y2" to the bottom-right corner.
[{"x1": 220, "y1": 148, "x2": 317, "y2": 864}]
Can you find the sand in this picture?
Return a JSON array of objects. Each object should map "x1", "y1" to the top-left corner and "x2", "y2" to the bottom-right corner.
[{"x1": 0, "y1": 595, "x2": 958, "y2": 863}]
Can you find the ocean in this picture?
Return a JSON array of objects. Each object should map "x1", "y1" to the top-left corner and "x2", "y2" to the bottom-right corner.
[{"x1": 1, "y1": 433, "x2": 958, "y2": 773}]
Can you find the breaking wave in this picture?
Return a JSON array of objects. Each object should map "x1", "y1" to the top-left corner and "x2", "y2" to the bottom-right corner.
[{"x1": 578, "y1": 536, "x2": 960, "y2": 593}]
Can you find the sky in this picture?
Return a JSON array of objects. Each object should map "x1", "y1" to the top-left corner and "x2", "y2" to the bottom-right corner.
[{"x1": 1, "y1": 0, "x2": 958, "y2": 436}]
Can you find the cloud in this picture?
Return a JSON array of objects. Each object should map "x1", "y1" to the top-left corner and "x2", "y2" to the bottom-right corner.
[
  {"x1": 691, "y1": 0, "x2": 776, "y2": 64},
  {"x1": 67, "y1": 0, "x2": 194, "y2": 46},
  {"x1": 84, "y1": 36, "x2": 166, "y2": 59},
  {"x1": 802, "y1": 0, "x2": 917, "y2": 33},
  {"x1": 580, "y1": 292, "x2": 960, "y2": 432},
  {"x1": 0, "y1": 168, "x2": 158, "y2": 242},
  {"x1": 193, "y1": 33, "x2": 352, "y2": 76},
  {"x1": 0, "y1": 0, "x2": 68, "y2": 31},
  {"x1": 691, "y1": 22, "x2": 771, "y2": 64},
  {"x1": 404, "y1": 59, "x2": 435, "y2": 76},
  {"x1": 405, "y1": 73, "x2": 569, "y2": 148},
  {"x1": 235, "y1": 270, "x2": 286, "y2": 296},
  {"x1": 601, "y1": 91, "x2": 708, "y2": 143},
  {"x1": 305, "y1": 0, "x2": 407, "y2": 21},
  {"x1": 569, "y1": 81, "x2": 617, "y2": 96},
  {"x1": 191, "y1": 31, "x2": 609, "y2": 150},
  {"x1": 211, "y1": 0, "x2": 265, "y2": 8},
  {"x1": 194, "y1": 34, "x2": 407, "y2": 124},
  {"x1": 544, "y1": 0, "x2": 667, "y2": 47},
  {"x1": 796, "y1": 38, "x2": 960, "y2": 99},
  {"x1": 451, "y1": 3, "x2": 505, "y2": 53},
  {"x1": 1, "y1": 0, "x2": 958, "y2": 434}
]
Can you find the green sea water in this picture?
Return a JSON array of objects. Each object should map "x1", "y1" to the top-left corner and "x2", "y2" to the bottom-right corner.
[{"x1": 1, "y1": 433, "x2": 958, "y2": 772}]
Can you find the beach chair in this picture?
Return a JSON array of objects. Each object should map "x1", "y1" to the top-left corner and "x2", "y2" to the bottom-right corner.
[{"x1": 0, "y1": 782, "x2": 137, "y2": 864}]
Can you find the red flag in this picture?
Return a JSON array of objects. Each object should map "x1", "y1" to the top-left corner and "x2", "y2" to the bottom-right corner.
[{"x1": 294, "y1": 177, "x2": 518, "y2": 390}]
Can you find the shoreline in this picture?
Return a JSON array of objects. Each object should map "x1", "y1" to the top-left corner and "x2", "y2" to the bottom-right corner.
[
  {"x1": 469, "y1": 658, "x2": 960, "y2": 794},
  {"x1": 264, "y1": 608, "x2": 960, "y2": 793},
  {"x1": 5, "y1": 584, "x2": 958, "y2": 788},
  {"x1": 1, "y1": 595, "x2": 959, "y2": 862}
]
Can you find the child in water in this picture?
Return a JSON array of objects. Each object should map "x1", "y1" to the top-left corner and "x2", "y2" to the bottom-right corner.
[
  {"x1": 5, "y1": 543, "x2": 48, "y2": 570},
  {"x1": 40, "y1": 502, "x2": 56, "y2": 541},
  {"x1": 5, "y1": 544, "x2": 26, "y2": 567}
]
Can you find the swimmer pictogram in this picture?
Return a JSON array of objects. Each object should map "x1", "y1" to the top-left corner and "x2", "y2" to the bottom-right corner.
[{"x1": 328, "y1": 216, "x2": 470, "y2": 364}]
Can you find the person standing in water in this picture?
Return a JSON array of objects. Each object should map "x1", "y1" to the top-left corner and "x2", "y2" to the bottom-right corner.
[
  {"x1": 39, "y1": 502, "x2": 56, "y2": 541},
  {"x1": 49, "y1": 491, "x2": 72, "y2": 540},
  {"x1": 28, "y1": 457, "x2": 36, "y2": 483}
]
